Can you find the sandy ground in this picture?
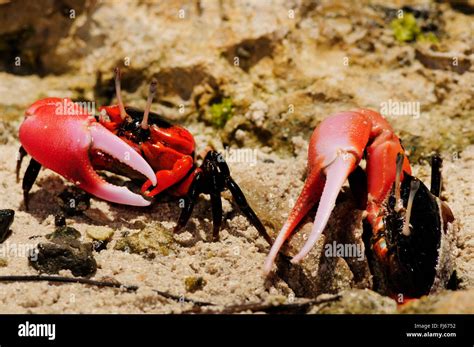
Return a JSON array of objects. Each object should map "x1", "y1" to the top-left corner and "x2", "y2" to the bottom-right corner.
[
  {"x1": 0, "y1": 140, "x2": 291, "y2": 313},
  {"x1": 0, "y1": 133, "x2": 472, "y2": 313}
]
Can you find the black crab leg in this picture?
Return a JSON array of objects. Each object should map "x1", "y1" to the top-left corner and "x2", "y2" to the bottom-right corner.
[
  {"x1": 174, "y1": 171, "x2": 203, "y2": 232},
  {"x1": 209, "y1": 150, "x2": 273, "y2": 245},
  {"x1": 16, "y1": 146, "x2": 27, "y2": 183},
  {"x1": 22, "y1": 158, "x2": 42, "y2": 211},
  {"x1": 177, "y1": 150, "x2": 272, "y2": 244},
  {"x1": 430, "y1": 154, "x2": 443, "y2": 197},
  {"x1": 209, "y1": 163, "x2": 223, "y2": 241},
  {"x1": 225, "y1": 177, "x2": 272, "y2": 245}
]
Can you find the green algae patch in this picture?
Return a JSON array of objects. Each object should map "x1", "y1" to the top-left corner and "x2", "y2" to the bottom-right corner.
[
  {"x1": 207, "y1": 98, "x2": 234, "y2": 128},
  {"x1": 391, "y1": 13, "x2": 438, "y2": 44}
]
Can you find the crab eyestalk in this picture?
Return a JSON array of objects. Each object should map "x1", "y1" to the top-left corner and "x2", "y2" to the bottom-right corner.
[
  {"x1": 394, "y1": 152, "x2": 405, "y2": 212},
  {"x1": 430, "y1": 155, "x2": 443, "y2": 197},
  {"x1": 114, "y1": 67, "x2": 129, "y2": 120},
  {"x1": 141, "y1": 78, "x2": 158, "y2": 130},
  {"x1": 401, "y1": 179, "x2": 420, "y2": 237}
]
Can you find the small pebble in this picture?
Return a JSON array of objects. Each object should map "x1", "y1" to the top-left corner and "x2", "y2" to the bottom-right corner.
[
  {"x1": 54, "y1": 214, "x2": 66, "y2": 227},
  {"x1": 86, "y1": 226, "x2": 114, "y2": 241}
]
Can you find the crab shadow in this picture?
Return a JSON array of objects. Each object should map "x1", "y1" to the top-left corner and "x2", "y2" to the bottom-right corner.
[
  {"x1": 274, "y1": 189, "x2": 372, "y2": 298},
  {"x1": 19, "y1": 176, "x2": 68, "y2": 223},
  {"x1": 21, "y1": 175, "x2": 225, "y2": 245}
]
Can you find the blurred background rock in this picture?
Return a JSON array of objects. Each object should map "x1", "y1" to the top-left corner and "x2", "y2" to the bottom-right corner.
[{"x1": 0, "y1": 0, "x2": 472, "y2": 157}]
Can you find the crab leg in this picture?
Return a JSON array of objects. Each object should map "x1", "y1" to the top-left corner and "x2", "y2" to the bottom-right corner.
[{"x1": 264, "y1": 110, "x2": 411, "y2": 274}]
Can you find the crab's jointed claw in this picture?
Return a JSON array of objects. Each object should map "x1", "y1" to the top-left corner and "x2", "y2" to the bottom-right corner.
[{"x1": 17, "y1": 97, "x2": 157, "y2": 208}]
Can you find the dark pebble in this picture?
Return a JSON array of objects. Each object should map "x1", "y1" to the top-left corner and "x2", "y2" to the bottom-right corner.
[
  {"x1": 0, "y1": 209, "x2": 14, "y2": 243},
  {"x1": 29, "y1": 238, "x2": 97, "y2": 277},
  {"x1": 54, "y1": 214, "x2": 66, "y2": 227},
  {"x1": 92, "y1": 240, "x2": 108, "y2": 252}
]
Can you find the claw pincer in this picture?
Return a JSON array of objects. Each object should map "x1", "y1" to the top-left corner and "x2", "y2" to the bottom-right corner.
[{"x1": 265, "y1": 109, "x2": 454, "y2": 298}]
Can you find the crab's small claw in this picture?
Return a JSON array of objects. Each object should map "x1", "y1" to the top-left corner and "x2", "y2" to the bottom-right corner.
[{"x1": 19, "y1": 98, "x2": 157, "y2": 206}]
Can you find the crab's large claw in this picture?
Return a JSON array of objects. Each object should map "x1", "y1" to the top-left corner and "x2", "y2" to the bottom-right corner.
[
  {"x1": 19, "y1": 98, "x2": 157, "y2": 206},
  {"x1": 264, "y1": 110, "x2": 410, "y2": 274}
]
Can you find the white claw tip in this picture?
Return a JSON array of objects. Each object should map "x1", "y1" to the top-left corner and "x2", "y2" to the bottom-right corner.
[{"x1": 290, "y1": 257, "x2": 301, "y2": 265}]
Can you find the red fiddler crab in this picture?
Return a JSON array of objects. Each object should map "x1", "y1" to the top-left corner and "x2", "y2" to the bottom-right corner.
[
  {"x1": 16, "y1": 68, "x2": 271, "y2": 243},
  {"x1": 264, "y1": 109, "x2": 455, "y2": 300}
]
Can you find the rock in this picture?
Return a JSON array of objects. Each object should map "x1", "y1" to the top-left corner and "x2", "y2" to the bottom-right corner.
[
  {"x1": 415, "y1": 46, "x2": 471, "y2": 74},
  {"x1": 86, "y1": 226, "x2": 114, "y2": 241},
  {"x1": 114, "y1": 224, "x2": 176, "y2": 257},
  {"x1": 310, "y1": 289, "x2": 397, "y2": 314},
  {"x1": 0, "y1": 209, "x2": 14, "y2": 243},
  {"x1": 29, "y1": 240, "x2": 97, "y2": 277},
  {"x1": 399, "y1": 289, "x2": 474, "y2": 314},
  {"x1": 2, "y1": 0, "x2": 471, "y2": 158},
  {"x1": 0, "y1": 0, "x2": 89, "y2": 74},
  {"x1": 184, "y1": 276, "x2": 207, "y2": 293},
  {"x1": 46, "y1": 226, "x2": 81, "y2": 240},
  {"x1": 87, "y1": 226, "x2": 113, "y2": 253},
  {"x1": 30, "y1": 225, "x2": 97, "y2": 277}
]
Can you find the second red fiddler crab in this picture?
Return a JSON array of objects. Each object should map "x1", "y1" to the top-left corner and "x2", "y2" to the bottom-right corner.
[
  {"x1": 17, "y1": 69, "x2": 455, "y2": 301},
  {"x1": 264, "y1": 109, "x2": 456, "y2": 301}
]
